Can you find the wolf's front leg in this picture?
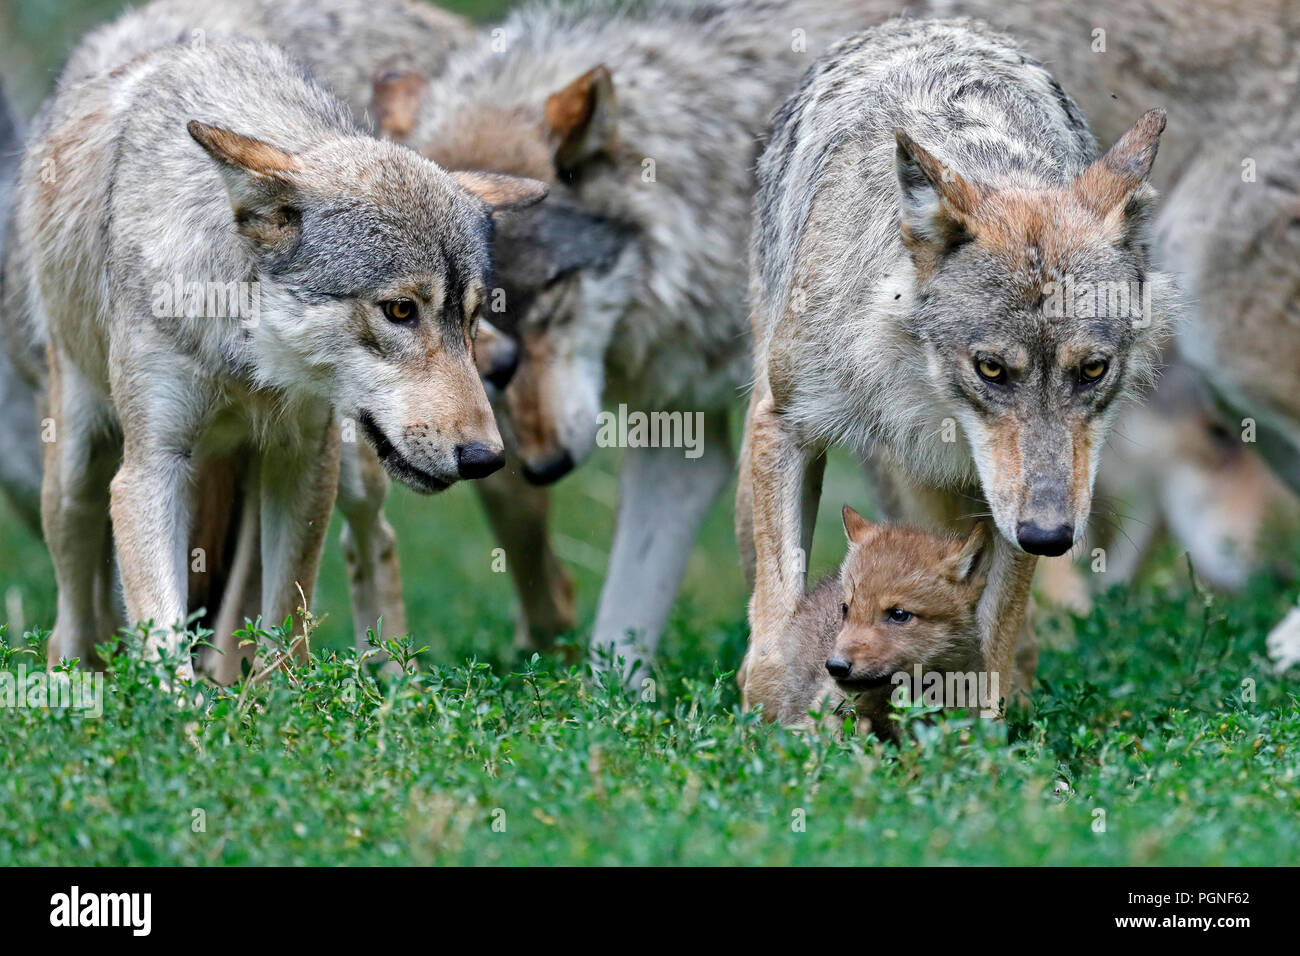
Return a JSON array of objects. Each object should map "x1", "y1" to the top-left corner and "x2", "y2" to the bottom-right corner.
[
  {"x1": 336, "y1": 438, "x2": 407, "y2": 657},
  {"x1": 474, "y1": 461, "x2": 575, "y2": 652},
  {"x1": 742, "y1": 392, "x2": 819, "y2": 713},
  {"x1": 590, "y1": 411, "x2": 733, "y2": 685},
  {"x1": 258, "y1": 414, "x2": 341, "y2": 667},
  {"x1": 109, "y1": 446, "x2": 196, "y2": 672}
]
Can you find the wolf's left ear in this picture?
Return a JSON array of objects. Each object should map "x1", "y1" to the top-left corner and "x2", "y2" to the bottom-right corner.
[
  {"x1": 946, "y1": 522, "x2": 990, "y2": 583},
  {"x1": 544, "y1": 65, "x2": 618, "y2": 177},
  {"x1": 452, "y1": 171, "x2": 549, "y2": 212},
  {"x1": 1072, "y1": 108, "x2": 1166, "y2": 233},
  {"x1": 894, "y1": 129, "x2": 982, "y2": 258},
  {"x1": 188, "y1": 120, "x2": 301, "y2": 251}
]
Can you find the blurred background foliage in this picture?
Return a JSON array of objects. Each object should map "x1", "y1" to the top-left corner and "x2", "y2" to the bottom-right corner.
[{"x1": 0, "y1": 0, "x2": 514, "y2": 113}]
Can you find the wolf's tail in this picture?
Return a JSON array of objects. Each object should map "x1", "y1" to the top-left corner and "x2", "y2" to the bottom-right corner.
[{"x1": 0, "y1": 76, "x2": 42, "y2": 533}]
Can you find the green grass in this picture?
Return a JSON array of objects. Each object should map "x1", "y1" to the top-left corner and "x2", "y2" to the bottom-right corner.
[{"x1": 1, "y1": 443, "x2": 1298, "y2": 866}]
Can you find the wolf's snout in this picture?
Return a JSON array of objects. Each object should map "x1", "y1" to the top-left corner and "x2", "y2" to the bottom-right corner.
[
  {"x1": 1016, "y1": 521, "x2": 1074, "y2": 557},
  {"x1": 522, "y1": 450, "x2": 575, "y2": 486},
  {"x1": 455, "y1": 443, "x2": 505, "y2": 479}
]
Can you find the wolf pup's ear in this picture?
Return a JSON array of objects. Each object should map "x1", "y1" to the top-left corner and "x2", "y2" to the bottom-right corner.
[
  {"x1": 894, "y1": 129, "x2": 982, "y2": 260},
  {"x1": 188, "y1": 120, "x2": 301, "y2": 252},
  {"x1": 842, "y1": 505, "x2": 875, "y2": 545},
  {"x1": 946, "y1": 522, "x2": 990, "y2": 584},
  {"x1": 544, "y1": 65, "x2": 617, "y2": 178},
  {"x1": 370, "y1": 70, "x2": 426, "y2": 141},
  {"x1": 1072, "y1": 108, "x2": 1166, "y2": 236},
  {"x1": 452, "y1": 171, "x2": 549, "y2": 212}
]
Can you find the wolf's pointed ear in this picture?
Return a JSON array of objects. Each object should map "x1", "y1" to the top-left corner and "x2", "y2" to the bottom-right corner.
[
  {"x1": 189, "y1": 120, "x2": 301, "y2": 251},
  {"x1": 842, "y1": 505, "x2": 874, "y2": 545},
  {"x1": 1072, "y1": 108, "x2": 1166, "y2": 229},
  {"x1": 370, "y1": 70, "x2": 427, "y2": 141},
  {"x1": 452, "y1": 171, "x2": 549, "y2": 212},
  {"x1": 946, "y1": 522, "x2": 990, "y2": 583},
  {"x1": 894, "y1": 129, "x2": 981, "y2": 257},
  {"x1": 544, "y1": 65, "x2": 617, "y2": 177}
]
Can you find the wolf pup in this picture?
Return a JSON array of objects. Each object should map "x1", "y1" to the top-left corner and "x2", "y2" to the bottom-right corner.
[
  {"x1": 773, "y1": 507, "x2": 988, "y2": 741},
  {"x1": 739, "y1": 18, "x2": 1176, "y2": 712},
  {"x1": 5, "y1": 39, "x2": 544, "y2": 677}
]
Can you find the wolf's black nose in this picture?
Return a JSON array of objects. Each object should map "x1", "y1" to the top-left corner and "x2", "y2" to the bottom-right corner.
[
  {"x1": 825, "y1": 656, "x2": 852, "y2": 679},
  {"x1": 455, "y1": 443, "x2": 505, "y2": 479},
  {"x1": 1016, "y1": 521, "x2": 1074, "y2": 557},
  {"x1": 522, "y1": 451, "x2": 575, "y2": 486}
]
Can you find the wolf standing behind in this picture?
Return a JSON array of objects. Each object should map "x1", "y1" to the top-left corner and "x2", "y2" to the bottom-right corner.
[
  {"x1": 6, "y1": 39, "x2": 543, "y2": 677},
  {"x1": 739, "y1": 18, "x2": 1176, "y2": 711},
  {"x1": 395, "y1": 0, "x2": 863, "y2": 677}
]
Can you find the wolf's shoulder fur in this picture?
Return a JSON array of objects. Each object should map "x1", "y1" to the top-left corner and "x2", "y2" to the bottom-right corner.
[{"x1": 58, "y1": 0, "x2": 472, "y2": 124}]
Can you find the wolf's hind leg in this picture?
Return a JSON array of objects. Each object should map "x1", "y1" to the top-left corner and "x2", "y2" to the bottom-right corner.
[
  {"x1": 42, "y1": 351, "x2": 117, "y2": 669},
  {"x1": 337, "y1": 439, "x2": 407, "y2": 659},
  {"x1": 591, "y1": 410, "x2": 733, "y2": 685},
  {"x1": 474, "y1": 462, "x2": 575, "y2": 652}
]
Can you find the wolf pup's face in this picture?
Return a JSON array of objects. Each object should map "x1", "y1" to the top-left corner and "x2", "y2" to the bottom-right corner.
[
  {"x1": 825, "y1": 508, "x2": 988, "y2": 696},
  {"x1": 415, "y1": 66, "x2": 637, "y2": 485},
  {"x1": 189, "y1": 122, "x2": 547, "y2": 492},
  {"x1": 895, "y1": 110, "x2": 1171, "y2": 554}
]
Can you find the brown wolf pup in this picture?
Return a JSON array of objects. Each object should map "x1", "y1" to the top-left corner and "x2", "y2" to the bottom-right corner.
[{"x1": 770, "y1": 508, "x2": 988, "y2": 742}]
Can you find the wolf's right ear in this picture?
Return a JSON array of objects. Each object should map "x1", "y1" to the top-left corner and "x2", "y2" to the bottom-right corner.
[
  {"x1": 452, "y1": 171, "x2": 549, "y2": 213},
  {"x1": 894, "y1": 129, "x2": 981, "y2": 259},
  {"x1": 188, "y1": 120, "x2": 301, "y2": 251},
  {"x1": 842, "y1": 505, "x2": 875, "y2": 545},
  {"x1": 544, "y1": 65, "x2": 617, "y2": 178}
]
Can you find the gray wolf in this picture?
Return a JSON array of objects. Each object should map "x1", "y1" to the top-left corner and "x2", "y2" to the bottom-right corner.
[
  {"x1": 394, "y1": 0, "x2": 867, "y2": 674},
  {"x1": 739, "y1": 18, "x2": 1176, "y2": 712},
  {"x1": 4, "y1": 38, "x2": 542, "y2": 677},
  {"x1": 0, "y1": 0, "x2": 475, "y2": 674},
  {"x1": 774, "y1": 507, "x2": 988, "y2": 742}
]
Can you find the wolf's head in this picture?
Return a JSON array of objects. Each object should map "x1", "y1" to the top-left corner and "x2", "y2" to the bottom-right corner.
[
  {"x1": 188, "y1": 121, "x2": 546, "y2": 492},
  {"x1": 895, "y1": 110, "x2": 1172, "y2": 555},
  {"x1": 825, "y1": 507, "x2": 987, "y2": 694},
  {"x1": 410, "y1": 65, "x2": 639, "y2": 484}
]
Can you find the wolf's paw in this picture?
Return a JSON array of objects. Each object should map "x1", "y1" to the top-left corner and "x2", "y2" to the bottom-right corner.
[{"x1": 1266, "y1": 603, "x2": 1300, "y2": 674}]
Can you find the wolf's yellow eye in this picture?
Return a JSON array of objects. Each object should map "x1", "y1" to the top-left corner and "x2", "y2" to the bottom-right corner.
[
  {"x1": 886, "y1": 608, "x2": 913, "y2": 624},
  {"x1": 380, "y1": 298, "x2": 418, "y2": 324},
  {"x1": 1081, "y1": 359, "x2": 1108, "y2": 382},
  {"x1": 976, "y1": 358, "x2": 1006, "y2": 383}
]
